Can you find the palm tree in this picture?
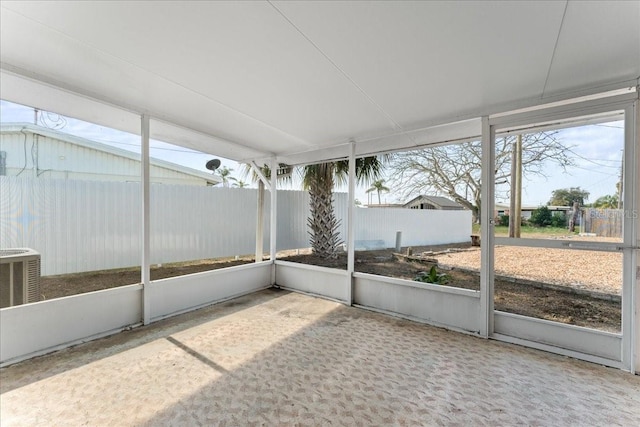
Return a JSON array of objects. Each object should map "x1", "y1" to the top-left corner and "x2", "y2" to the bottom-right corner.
[
  {"x1": 303, "y1": 156, "x2": 385, "y2": 259},
  {"x1": 232, "y1": 180, "x2": 248, "y2": 188},
  {"x1": 593, "y1": 194, "x2": 619, "y2": 208},
  {"x1": 243, "y1": 158, "x2": 384, "y2": 259},
  {"x1": 217, "y1": 166, "x2": 236, "y2": 188},
  {"x1": 366, "y1": 179, "x2": 390, "y2": 204},
  {"x1": 241, "y1": 163, "x2": 293, "y2": 186}
]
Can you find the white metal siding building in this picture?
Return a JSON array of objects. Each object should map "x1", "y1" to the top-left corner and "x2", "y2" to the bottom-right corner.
[{"x1": 0, "y1": 124, "x2": 219, "y2": 186}]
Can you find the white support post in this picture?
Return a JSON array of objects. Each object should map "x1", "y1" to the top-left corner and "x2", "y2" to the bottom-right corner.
[
  {"x1": 269, "y1": 157, "x2": 277, "y2": 285},
  {"x1": 250, "y1": 162, "x2": 270, "y2": 264},
  {"x1": 347, "y1": 141, "x2": 356, "y2": 305},
  {"x1": 480, "y1": 116, "x2": 495, "y2": 337},
  {"x1": 141, "y1": 114, "x2": 151, "y2": 325},
  {"x1": 631, "y1": 99, "x2": 640, "y2": 374},
  {"x1": 255, "y1": 180, "x2": 265, "y2": 263},
  {"x1": 620, "y1": 103, "x2": 636, "y2": 372},
  {"x1": 620, "y1": 104, "x2": 635, "y2": 372},
  {"x1": 250, "y1": 161, "x2": 271, "y2": 191}
]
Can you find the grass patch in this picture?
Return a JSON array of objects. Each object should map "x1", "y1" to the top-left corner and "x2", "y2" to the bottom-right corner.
[{"x1": 471, "y1": 223, "x2": 577, "y2": 237}]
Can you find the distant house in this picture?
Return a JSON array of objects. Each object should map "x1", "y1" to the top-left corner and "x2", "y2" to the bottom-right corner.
[
  {"x1": 403, "y1": 195, "x2": 464, "y2": 210},
  {"x1": 494, "y1": 204, "x2": 572, "y2": 220},
  {"x1": 364, "y1": 203, "x2": 404, "y2": 208},
  {"x1": 365, "y1": 195, "x2": 465, "y2": 210},
  {"x1": 0, "y1": 123, "x2": 220, "y2": 186}
]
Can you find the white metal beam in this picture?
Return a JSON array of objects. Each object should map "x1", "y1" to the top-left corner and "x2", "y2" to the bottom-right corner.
[
  {"x1": 621, "y1": 103, "x2": 636, "y2": 372},
  {"x1": 250, "y1": 161, "x2": 271, "y2": 190},
  {"x1": 0, "y1": 66, "x2": 270, "y2": 162},
  {"x1": 489, "y1": 91, "x2": 637, "y2": 131},
  {"x1": 275, "y1": 119, "x2": 482, "y2": 167},
  {"x1": 630, "y1": 100, "x2": 640, "y2": 374},
  {"x1": 141, "y1": 114, "x2": 151, "y2": 325}
]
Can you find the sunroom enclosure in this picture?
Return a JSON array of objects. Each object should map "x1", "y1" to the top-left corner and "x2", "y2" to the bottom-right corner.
[
  {"x1": 1, "y1": 89, "x2": 638, "y2": 374},
  {"x1": 1, "y1": 1, "x2": 639, "y2": 376}
]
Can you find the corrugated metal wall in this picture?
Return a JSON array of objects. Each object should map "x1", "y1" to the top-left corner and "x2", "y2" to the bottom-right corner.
[
  {"x1": 1, "y1": 177, "x2": 470, "y2": 276},
  {"x1": 1, "y1": 177, "x2": 142, "y2": 275},
  {"x1": 0, "y1": 177, "x2": 267, "y2": 275},
  {"x1": 355, "y1": 208, "x2": 471, "y2": 248},
  {"x1": 0, "y1": 131, "x2": 209, "y2": 185},
  {"x1": 150, "y1": 185, "x2": 266, "y2": 264}
]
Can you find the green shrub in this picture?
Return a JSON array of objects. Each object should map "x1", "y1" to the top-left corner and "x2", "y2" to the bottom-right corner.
[
  {"x1": 414, "y1": 265, "x2": 451, "y2": 285},
  {"x1": 497, "y1": 214, "x2": 529, "y2": 227},
  {"x1": 550, "y1": 212, "x2": 567, "y2": 228},
  {"x1": 530, "y1": 206, "x2": 552, "y2": 226}
]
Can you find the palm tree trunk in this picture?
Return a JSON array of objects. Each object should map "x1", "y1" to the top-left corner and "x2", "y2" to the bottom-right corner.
[{"x1": 307, "y1": 165, "x2": 342, "y2": 258}]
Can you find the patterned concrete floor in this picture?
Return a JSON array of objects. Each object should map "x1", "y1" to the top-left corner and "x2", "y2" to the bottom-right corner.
[{"x1": 1, "y1": 288, "x2": 639, "y2": 426}]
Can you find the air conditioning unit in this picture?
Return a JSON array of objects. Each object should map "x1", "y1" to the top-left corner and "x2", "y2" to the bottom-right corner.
[{"x1": 0, "y1": 248, "x2": 41, "y2": 308}]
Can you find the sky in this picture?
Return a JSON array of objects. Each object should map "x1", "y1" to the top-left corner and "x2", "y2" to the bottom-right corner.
[
  {"x1": 0, "y1": 100, "x2": 235, "y2": 177},
  {"x1": 515, "y1": 122, "x2": 623, "y2": 206},
  {"x1": 0, "y1": 99, "x2": 624, "y2": 207}
]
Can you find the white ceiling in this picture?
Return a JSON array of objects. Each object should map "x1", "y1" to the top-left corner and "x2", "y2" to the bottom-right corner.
[{"x1": 1, "y1": 1, "x2": 638, "y2": 164}]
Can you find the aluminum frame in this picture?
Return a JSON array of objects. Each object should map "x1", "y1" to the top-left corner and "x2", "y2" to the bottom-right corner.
[{"x1": 487, "y1": 92, "x2": 639, "y2": 371}]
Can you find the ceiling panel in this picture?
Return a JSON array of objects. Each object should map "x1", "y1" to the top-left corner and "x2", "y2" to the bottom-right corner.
[
  {"x1": 543, "y1": 1, "x2": 640, "y2": 96},
  {"x1": 273, "y1": 1, "x2": 566, "y2": 130},
  {"x1": 0, "y1": 6, "x2": 307, "y2": 159},
  {"x1": 0, "y1": 1, "x2": 396, "y2": 147},
  {"x1": 1, "y1": 1, "x2": 638, "y2": 163}
]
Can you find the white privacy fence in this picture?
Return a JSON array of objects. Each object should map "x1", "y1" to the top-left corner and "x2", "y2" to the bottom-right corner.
[
  {"x1": 355, "y1": 208, "x2": 471, "y2": 248},
  {"x1": 276, "y1": 190, "x2": 348, "y2": 250},
  {"x1": 1, "y1": 177, "x2": 471, "y2": 275}
]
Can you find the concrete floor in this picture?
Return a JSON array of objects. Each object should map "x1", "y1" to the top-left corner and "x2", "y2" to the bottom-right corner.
[{"x1": 1, "y1": 288, "x2": 639, "y2": 426}]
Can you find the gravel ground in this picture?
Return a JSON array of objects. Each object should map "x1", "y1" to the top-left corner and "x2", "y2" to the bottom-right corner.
[{"x1": 432, "y1": 236, "x2": 623, "y2": 295}]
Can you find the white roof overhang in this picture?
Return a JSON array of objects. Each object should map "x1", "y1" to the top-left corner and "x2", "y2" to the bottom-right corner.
[{"x1": 1, "y1": 1, "x2": 638, "y2": 165}]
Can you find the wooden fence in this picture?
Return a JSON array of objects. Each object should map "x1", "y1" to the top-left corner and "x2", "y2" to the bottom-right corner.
[{"x1": 581, "y1": 209, "x2": 623, "y2": 238}]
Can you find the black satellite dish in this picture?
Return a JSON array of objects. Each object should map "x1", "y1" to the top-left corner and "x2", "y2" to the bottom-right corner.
[{"x1": 206, "y1": 159, "x2": 221, "y2": 171}]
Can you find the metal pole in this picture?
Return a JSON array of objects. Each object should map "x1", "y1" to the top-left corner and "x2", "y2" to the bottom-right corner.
[
  {"x1": 269, "y1": 157, "x2": 277, "y2": 285},
  {"x1": 347, "y1": 141, "x2": 356, "y2": 305},
  {"x1": 514, "y1": 134, "x2": 522, "y2": 238},
  {"x1": 141, "y1": 114, "x2": 151, "y2": 325},
  {"x1": 509, "y1": 141, "x2": 516, "y2": 237},
  {"x1": 618, "y1": 150, "x2": 624, "y2": 209},
  {"x1": 508, "y1": 134, "x2": 522, "y2": 238},
  {"x1": 395, "y1": 231, "x2": 402, "y2": 253}
]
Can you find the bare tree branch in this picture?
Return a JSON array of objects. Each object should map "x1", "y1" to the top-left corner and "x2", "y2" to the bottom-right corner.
[{"x1": 388, "y1": 132, "x2": 571, "y2": 223}]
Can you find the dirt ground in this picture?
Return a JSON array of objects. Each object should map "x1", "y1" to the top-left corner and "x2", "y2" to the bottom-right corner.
[
  {"x1": 40, "y1": 243, "x2": 621, "y2": 333},
  {"x1": 40, "y1": 258, "x2": 253, "y2": 300},
  {"x1": 278, "y1": 243, "x2": 621, "y2": 333}
]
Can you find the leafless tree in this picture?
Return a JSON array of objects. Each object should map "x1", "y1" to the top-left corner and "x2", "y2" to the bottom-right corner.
[{"x1": 388, "y1": 132, "x2": 571, "y2": 223}]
